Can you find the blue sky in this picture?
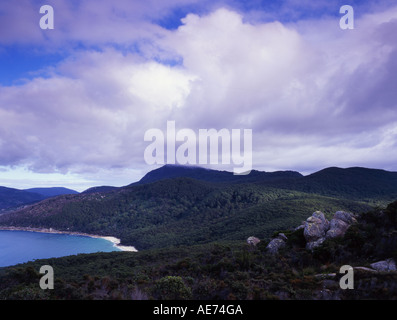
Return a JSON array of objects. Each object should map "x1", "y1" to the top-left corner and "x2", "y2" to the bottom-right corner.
[
  {"x1": 0, "y1": 0, "x2": 397, "y2": 191},
  {"x1": 0, "y1": 47, "x2": 66, "y2": 86},
  {"x1": 0, "y1": 0, "x2": 387, "y2": 86}
]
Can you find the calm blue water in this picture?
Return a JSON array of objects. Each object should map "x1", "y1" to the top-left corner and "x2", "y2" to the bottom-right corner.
[{"x1": 0, "y1": 230, "x2": 121, "y2": 267}]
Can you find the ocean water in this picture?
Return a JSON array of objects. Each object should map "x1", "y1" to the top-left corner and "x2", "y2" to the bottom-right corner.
[{"x1": 0, "y1": 230, "x2": 121, "y2": 267}]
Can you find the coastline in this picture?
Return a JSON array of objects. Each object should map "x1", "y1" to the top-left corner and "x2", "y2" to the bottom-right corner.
[{"x1": 0, "y1": 226, "x2": 138, "y2": 252}]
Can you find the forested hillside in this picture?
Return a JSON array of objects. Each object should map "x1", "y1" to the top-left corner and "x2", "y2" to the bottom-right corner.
[
  {"x1": 0, "y1": 187, "x2": 46, "y2": 211},
  {"x1": 2, "y1": 165, "x2": 394, "y2": 250},
  {"x1": 0, "y1": 187, "x2": 79, "y2": 212},
  {"x1": 1, "y1": 200, "x2": 397, "y2": 300},
  {"x1": 265, "y1": 167, "x2": 397, "y2": 204}
]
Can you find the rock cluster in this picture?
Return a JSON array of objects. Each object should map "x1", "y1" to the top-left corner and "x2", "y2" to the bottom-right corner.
[
  {"x1": 303, "y1": 211, "x2": 357, "y2": 250},
  {"x1": 264, "y1": 210, "x2": 357, "y2": 254}
]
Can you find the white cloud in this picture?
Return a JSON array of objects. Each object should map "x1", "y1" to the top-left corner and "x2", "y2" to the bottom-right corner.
[
  {"x1": 0, "y1": 48, "x2": 196, "y2": 176},
  {"x1": 1, "y1": 5, "x2": 397, "y2": 189},
  {"x1": 162, "y1": 6, "x2": 397, "y2": 172}
]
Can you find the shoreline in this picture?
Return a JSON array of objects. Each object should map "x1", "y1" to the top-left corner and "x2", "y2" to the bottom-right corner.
[{"x1": 0, "y1": 226, "x2": 138, "y2": 252}]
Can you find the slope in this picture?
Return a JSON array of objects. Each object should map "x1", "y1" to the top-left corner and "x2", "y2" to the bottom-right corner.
[
  {"x1": 0, "y1": 187, "x2": 46, "y2": 211},
  {"x1": 2, "y1": 200, "x2": 397, "y2": 300},
  {"x1": 264, "y1": 166, "x2": 397, "y2": 205},
  {"x1": 0, "y1": 176, "x2": 372, "y2": 250}
]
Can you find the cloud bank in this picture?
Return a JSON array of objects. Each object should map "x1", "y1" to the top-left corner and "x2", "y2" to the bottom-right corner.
[{"x1": 0, "y1": 1, "x2": 397, "y2": 188}]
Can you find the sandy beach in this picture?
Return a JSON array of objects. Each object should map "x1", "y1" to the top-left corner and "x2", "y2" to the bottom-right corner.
[{"x1": 0, "y1": 226, "x2": 138, "y2": 252}]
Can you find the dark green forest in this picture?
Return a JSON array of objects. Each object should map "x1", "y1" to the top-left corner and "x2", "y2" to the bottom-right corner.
[
  {"x1": 0, "y1": 176, "x2": 374, "y2": 250},
  {"x1": 1, "y1": 200, "x2": 397, "y2": 300},
  {"x1": 1, "y1": 165, "x2": 397, "y2": 300}
]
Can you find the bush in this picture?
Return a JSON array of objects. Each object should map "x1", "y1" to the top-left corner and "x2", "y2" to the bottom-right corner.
[
  {"x1": 154, "y1": 276, "x2": 192, "y2": 300},
  {"x1": 286, "y1": 228, "x2": 306, "y2": 248}
]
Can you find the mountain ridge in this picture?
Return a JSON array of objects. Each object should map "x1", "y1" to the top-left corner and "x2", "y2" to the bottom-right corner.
[
  {"x1": 24, "y1": 187, "x2": 79, "y2": 197},
  {"x1": 0, "y1": 187, "x2": 46, "y2": 211},
  {"x1": 265, "y1": 166, "x2": 397, "y2": 202},
  {"x1": 0, "y1": 186, "x2": 80, "y2": 212},
  {"x1": 134, "y1": 164, "x2": 303, "y2": 185}
]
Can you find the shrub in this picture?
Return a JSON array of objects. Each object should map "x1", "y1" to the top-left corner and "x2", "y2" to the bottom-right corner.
[{"x1": 154, "y1": 276, "x2": 192, "y2": 300}]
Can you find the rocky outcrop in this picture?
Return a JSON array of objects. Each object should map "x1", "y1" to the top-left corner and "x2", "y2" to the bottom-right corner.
[
  {"x1": 264, "y1": 210, "x2": 357, "y2": 252},
  {"x1": 266, "y1": 233, "x2": 287, "y2": 255},
  {"x1": 304, "y1": 210, "x2": 356, "y2": 250}
]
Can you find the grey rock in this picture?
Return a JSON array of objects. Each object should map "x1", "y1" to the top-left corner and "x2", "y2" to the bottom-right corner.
[
  {"x1": 266, "y1": 238, "x2": 286, "y2": 254},
  {"x1": 370, "y1": 259, "x2": 397, "y2": 272},
  {"x1": 333, "y1": 211, "x2": 357, "y2": 225},
  {"x1": 353, "y1": 267, "x2": 377, "y2": 273},
  {"x1": 326, "y1": 218, "x2": 349, "y2": 239},
  {"x1": 304, "y1": 211, "x2": 329, "y2": 243},
  {"x1": 304, "y1": 211, "x2": 330, "y2": 249},
  {"x1": 313, "y1": 211, "x2": 330, "y2": 229},
  {"x1": 326, "y1": 211, "x2": 356, "y2": 240},
  {"x1": 247, "y1": 236, "x2": 260, "y2": 246},
  {"x1": 278, "y1": 233, "x2": 288, "y2": 241},
  {"x1": 306, "y1": 237, "x2": 326, "y2": 250},
  {"x1": 266, "y1": 233, "x2": 287, "y2": 255}
]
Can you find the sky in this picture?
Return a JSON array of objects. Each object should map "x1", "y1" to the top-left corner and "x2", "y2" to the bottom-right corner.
[{"x1": 0, "y1": 0, "x2": 397, "y2": 191}]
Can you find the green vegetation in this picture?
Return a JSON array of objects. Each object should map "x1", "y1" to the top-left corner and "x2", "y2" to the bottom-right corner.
[
  {"x1": 0, "y1": 177, "x2": 372, "y2": 250},
  {"x1": 1, "y1": 201, "x2": 397, "y2": 300},
  {"x1": 1, "y1": 165, "x2": 397, "y2": 300},
  {"x1": 312, "y1": 201, "x2": 397, "y2": 265},
  {"x1": 267, "y1": 167, "x2": 397, "y2": 206}
]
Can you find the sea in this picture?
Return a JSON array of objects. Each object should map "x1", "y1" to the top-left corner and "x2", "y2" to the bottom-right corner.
[{"x1": 0, "y1": 230, "x2": 121, "y2": 267}]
